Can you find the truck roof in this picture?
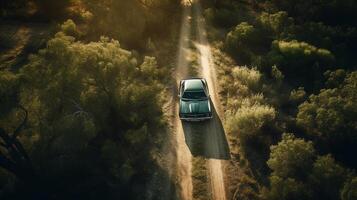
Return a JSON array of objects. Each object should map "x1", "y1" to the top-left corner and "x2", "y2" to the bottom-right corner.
[{"x1": 184, "y1": 79, "x2": 204, "y2": 91}]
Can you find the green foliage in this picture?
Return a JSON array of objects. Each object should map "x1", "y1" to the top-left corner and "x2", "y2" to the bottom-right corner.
[
  {"x1": 7, "y1": 30, "x2": 165, "y2": 198},
  {"x1": 227, "y1": 104, "x2": 275, "y2": 137},
  {"x1": 267, "y1": 40, "x2": 334, "y2": 89},
  {"x1": 297, "y1": 71, "x2": 357, "y2": 167},
  {"x1": 309, "y1": 155, "x2": 348, "y2": 200},
  {"x1": 265, "y1": 135, "x2": 351, "y2": 200},
  {"x1": 267, "y1": 133, "x2": 315, "y2": 179},
  {"x1": 60, "y1": 19, "x2": 79, "y2": 37},
  {"x1": 271, "y1": 65, "x2": 284, "y2": 85},
  {"x1": 232, "y1": 66, "x2": 262, "y2": 91},
  {"x1": 226, "y1": 103, "x2": 276, "y2": 161},
  {"x1": 259, "y1": 11, "x2": 294, "y2": 38},
  {"x1": 220, "y1": 66, "x2": 263, "y2": 99},
  {"x1": 324, "y1": 69, "x2": 347, "y2": 88},
  {"x1": 225, "y1": 22, "x2": 260, "y2": 64},
  {"x1": 341, "y1": 177, "x2": 357, "y2": 200},
  {"x1": 289, "y1": 87, "x2": 306, "y2": 104},
  {"x1": 267, "y1": 175, "x2": 312, "y2": 200}
]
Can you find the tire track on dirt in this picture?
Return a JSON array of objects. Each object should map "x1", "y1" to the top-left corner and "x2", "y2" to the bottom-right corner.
[
  {"x1": 174, "y1": 3, "x2": 194, "y2": 200},
  {"x1": 193, "y1": 2, "x2": 228, "y2": 200}
]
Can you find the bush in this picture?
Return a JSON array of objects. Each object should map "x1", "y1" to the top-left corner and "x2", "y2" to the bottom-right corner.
[
  {"x1": 225, "y1": 22, "x2": 260, "y2": 64},
  {"x1": 309, "y1": 155, "x2": 349, "y2": 200},
  {"x1": 232, "y1": 66, "x2": 262, "y2": 91},
  {"x1": 259, "y1": 11, "x2": 294, "y2": 39},
  {"x1": 222, "y1": 66, "x2": 262, "y2": 98},
  {"x1": 267, "y1": 133, "x2": 315, "y2": 179},
  {"x1": 266, "y1": 175, "x2": 312, "y2": 200},
  {"x1": 297, "y1": 71, "x2": 357, "y2": 167},
  {"x1": 324, "y1": 69, "x2": 347, "y2": 88},
  {"x1": 267, "y1": 40, "x2": 335, "y2": 89},
  {"x1": 227, "y1": 104, "x2": 275, "y2": 137},
  {"x1": 60, "y1": 19, "x2": 79, "y2": 37},
  {"x1": 226, "y1": 103, "x2": 276, "y2": 159},
  {"x1": 289, "y1": 87, "x2": 306, "y2": 104}
]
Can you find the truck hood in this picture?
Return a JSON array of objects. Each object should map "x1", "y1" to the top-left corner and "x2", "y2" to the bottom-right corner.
[{"x1": 179, "y1": 99, "x2": 211, "y2": 114}]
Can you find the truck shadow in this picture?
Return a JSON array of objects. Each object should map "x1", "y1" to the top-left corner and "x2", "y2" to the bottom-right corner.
[{"x1": 181, "y1": 104, "x2": 230, "y2": 160}]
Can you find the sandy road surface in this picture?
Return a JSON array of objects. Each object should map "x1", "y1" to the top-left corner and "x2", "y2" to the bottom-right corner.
[
  {"x1": 174, "y1": 4, "x2": 194, "y2": 200},
  {"x1": 193, "y1": 2, "x2": 229, "y2": 200}
]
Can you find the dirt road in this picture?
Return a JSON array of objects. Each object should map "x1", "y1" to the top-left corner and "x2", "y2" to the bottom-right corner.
[
  {"x1": 173, "y1": 1, "x2": 230, "y2": 200},
  {"x1": 194, "y1": 2, "x2": 229, "y2": 200},
  {"x1": 174, "y1": 4, "x2": 193, "y2": 200}
]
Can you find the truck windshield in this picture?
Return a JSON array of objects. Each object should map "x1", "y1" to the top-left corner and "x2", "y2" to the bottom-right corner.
[{"x1": 182, "y1": 90, "x2": 207, "y2": 99}]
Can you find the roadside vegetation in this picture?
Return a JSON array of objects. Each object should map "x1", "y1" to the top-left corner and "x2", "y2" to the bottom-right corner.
[
  {"x1": 202, "y1": 0, "x2": 357, "y2": 199},
  {"x1": 0, "y1": 0, "x2": 181, "y2": 199}
]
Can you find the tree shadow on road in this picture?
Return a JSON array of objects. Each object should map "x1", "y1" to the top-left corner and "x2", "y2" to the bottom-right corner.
[{"x1": 181, "y1": 104, "x2": 230, "y2": 160}]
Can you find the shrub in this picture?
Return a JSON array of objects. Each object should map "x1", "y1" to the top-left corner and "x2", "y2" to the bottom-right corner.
[
  {"x1": 271, "y1": 65, "x2": 284, "y2": 86},
  {"x1": 297, "y1": 71, "x2": 357, "y2": 167},
  {"x1": 267, "y1": 40, "x2": 335, "y2": 89},
  {"x1": 267, "y1": 176, "x2": 312, "y2": 200},
  {"x1": 267, "y1": 133, "x2": 315, "y2": 179},
  {"x1": 226, "y1": 103, "x2": 276, "y2": 158},
  {"x1": 225, "y1": 22, "x2": 260, "y2": 64},
  {"x1": 289, "y1": 87, "x2": 306, "y2": 104},
  {"x1": 60, "y1": 19, "x2": 78, "y2": 37},
  {"x1": 259, "y1": 11, "x2": 294, "y2": 38},
  {"x1": 232, "y1": 66, "x2": 262, "y2": 91},
  {"x1": 309, "y1": 155, "x2": 349, "y2": 200}
]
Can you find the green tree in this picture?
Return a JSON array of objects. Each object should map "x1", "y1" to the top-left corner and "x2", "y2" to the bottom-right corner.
[
  {"x1": 259, "y1": 11, "x2": 294, "y2": 39},
  {"x1": 267, "y1": 133, "x2": 315, "y2": 179},
  {"x1": 309, "y1": 155, "x2": 349, "y2": 200},
  {"x1": 267, "y1": 40, "x2": 334, "y2": 89},
  {"x1": 0, "y1": 26, "x2": 166, "y2": 198},
  {"x1": 267, "y1": 175, "x2": 312, "y2": 200},
  {"x1": 225, "y1": 22, "x2": 260, "y2": 64},
  {"x1": 297, "y1": 71, "x2": 357, "y2": 167}
]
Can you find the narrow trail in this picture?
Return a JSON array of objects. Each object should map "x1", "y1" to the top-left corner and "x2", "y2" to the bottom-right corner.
[
  {"x1": 193, "y1": 2, "x2": 227, "y2": 200},
  {"x1": 174, "y1": 4, "x2": 193, "y2": 200}
]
